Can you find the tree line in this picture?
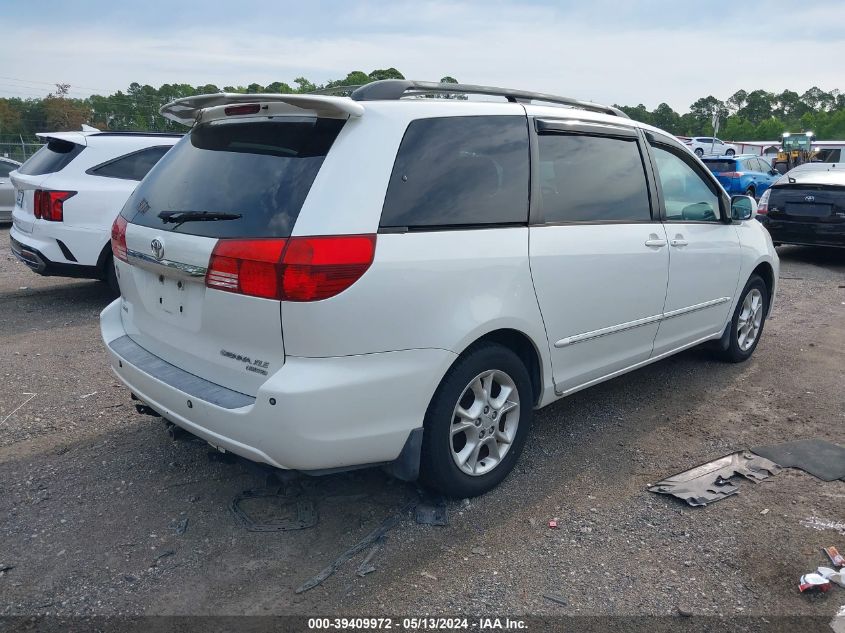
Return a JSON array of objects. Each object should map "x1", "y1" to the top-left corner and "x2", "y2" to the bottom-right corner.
[{"x1": 1, "y1": 68, "x2": 844, "y2": 143}]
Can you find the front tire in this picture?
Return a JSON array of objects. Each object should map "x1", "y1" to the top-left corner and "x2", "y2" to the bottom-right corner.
[
  {"x1": 419, "y1": 343, "x2": 533, "y2": 497},
  {"x1": 717, "y1": 275, "x2": 768, "y2": 363},
  {"x1": 694, "y1": 148, "x2": 704, "y2": 157}
]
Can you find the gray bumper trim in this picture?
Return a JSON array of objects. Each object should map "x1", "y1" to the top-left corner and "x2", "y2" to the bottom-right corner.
[{"x1": 108, "y1": 335, "x2": 255, "y2": 410}]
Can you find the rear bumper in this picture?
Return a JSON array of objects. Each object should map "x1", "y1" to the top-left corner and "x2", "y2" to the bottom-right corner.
[
  {"x1": 760, "y1": 217, "x2": 845, "y2": 247},
  {"x1": 100, "y1": 299, "x2": 456, "y2": 472},
  {"x1": 10, "y1": 226, "x2": 101, "y2": 278}
]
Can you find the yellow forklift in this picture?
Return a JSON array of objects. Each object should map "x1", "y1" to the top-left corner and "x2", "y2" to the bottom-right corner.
[{"x1": 773, "y1": 132, "x2": 817, "y2": 174}]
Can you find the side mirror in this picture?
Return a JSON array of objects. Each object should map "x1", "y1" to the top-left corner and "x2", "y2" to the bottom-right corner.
[
  {"x1": 731, "y1": 195, "x2": 758, "y2": 221},
  {"x1": 769, "y1": 169, "x2": 779, "y2": 176}
]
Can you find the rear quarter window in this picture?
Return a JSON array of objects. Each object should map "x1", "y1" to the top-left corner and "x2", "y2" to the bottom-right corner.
[
  {"x1": 88, "y1": 146, "x2": 172, "y2": 181},
  {"x1": 122, "y1": 117, "x2": 344, "y2": 238},
  {"x1": 17, "y1": 139, "x2": 84, "y2": 176},
  {"x1": 703, "y1": 160, "x2": 736, "y2": 173},
  {"x1": 380, "y1": 116, "x2": 530, "y2": 228}
]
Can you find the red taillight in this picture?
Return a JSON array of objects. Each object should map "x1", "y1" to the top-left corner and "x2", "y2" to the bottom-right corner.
[
  {"x1": 224, "y1": 103, "x2": 261, "y2": 116},
  {"x1": 205, "y1": 235, "x2": 377, "y2": 301},
  {"x1": 207, "y1": 239, "x2": 287, "y2": 299},
  {"x1": 111, "y1": 215, "x2": 128, "y2": 262},
  {"x1": 33, "y1": 189, "x2": 75, "y2": 221}
]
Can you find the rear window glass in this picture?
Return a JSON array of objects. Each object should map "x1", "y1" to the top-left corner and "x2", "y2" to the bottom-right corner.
[
  {"x1": 18, "y1": 139, "x2": 84, "y2": 176},
  {"x1": 538, "y1": 133, "x2": 652, "y2": 223},
  {"x1": 123, "y1": 117, "x2": 344, "y2": 238},
  {"x1": 88, "y1": 146, "x2": 171, "y2": 181},
  {"x1": 380, "y1": 116, "x2": 529, "y2": 228},
  {"x1": 704, "y1": 160, "x2": 736, "y2": 172}
]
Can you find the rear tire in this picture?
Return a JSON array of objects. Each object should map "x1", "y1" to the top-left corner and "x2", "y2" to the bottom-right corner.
[
  {"x1": 103, "y1": 254, "x2": 119, "y2": 296},
  {"x1": 694, "y1": 148, "x2": 704, "y2": 157},
  {"x1": 726, "y1": 149, "x2": 735, "y2": 156},
  {"x1": 419, "y1": 343, "x2": 533, "y2": 498},
  {"x1": 716, "y1": 275, "x2": 768, "y2": 363},
  {"x1": 745, "y1": 186, "x2": 756, "y2": 199}
]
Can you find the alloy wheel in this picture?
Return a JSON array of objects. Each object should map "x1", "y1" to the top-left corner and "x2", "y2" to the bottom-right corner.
[
  {"x1": 450, "y1": 369, "x2": 520, "y2": 476},
  {"x1": 737, "y1": 288, "x2": 764, "y2": 351}
]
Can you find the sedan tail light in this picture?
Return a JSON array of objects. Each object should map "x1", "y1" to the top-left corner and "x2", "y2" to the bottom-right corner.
[
  {"x1": 33, "y1": 189, "x2": 76, "y2": 221},
  {"x1": 111, "y1": 215, "x2": 128, "y2": 262},
  {"x1": 206, "y1": 235, "x2": 377, "y2": 301},
  {"x1": 757, "y1": 189, "x2": 770, "y2": 215}
]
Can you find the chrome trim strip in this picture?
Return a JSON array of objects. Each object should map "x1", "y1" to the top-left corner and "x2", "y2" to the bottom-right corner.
[
  {"x1": 554, "y1": 313, "x2": 663, "y2": 348},
  {"x1": 127, "y1": 249, "x2": 208, "y2": 279},
  {"x1": 662, "y1": 296, "x2": 730, "y2": 319},
  {"x1": 553, "y1": 297, "x2": 731, "y2": 348}
]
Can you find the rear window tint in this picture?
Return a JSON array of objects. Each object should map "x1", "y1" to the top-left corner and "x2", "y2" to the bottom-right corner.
[
  {"x1": 88, "y1": 146, "x2": 171, "y2": 181},
  {"x1": 704, "y1": 160, "x2": 736, "y2": 172},
  {"x1": 122, "y1": 117, "x2": 344, "y2": 238},
  {"x1": 380, "y1": 116, "x2": 529, "y2": 228},
  {"x1": 18, "y1": 139, "x2": 84, "y2": 176}
]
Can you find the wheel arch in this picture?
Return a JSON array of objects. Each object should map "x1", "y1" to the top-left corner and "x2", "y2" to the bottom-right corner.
[
  {"x1": 95, "y1": 239, "x2": 114, "y2": 279},
  {"x1": 750, "y1": 260, "x2": 775, "y2": 314},
  {"x1": 455, "y1": 328, "x2": 545, "y2": 407}
]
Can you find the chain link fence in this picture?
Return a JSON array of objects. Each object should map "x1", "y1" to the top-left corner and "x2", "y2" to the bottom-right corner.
[{"x1": 0, "y1": 142, "x2": 45, "y2": 164}]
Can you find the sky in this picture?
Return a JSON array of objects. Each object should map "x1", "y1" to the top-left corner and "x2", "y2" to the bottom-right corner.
[{"x1": 2, "y1": 0, "x2": 843, "y2": 112}]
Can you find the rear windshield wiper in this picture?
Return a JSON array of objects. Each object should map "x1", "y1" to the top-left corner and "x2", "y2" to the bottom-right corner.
[{"x1": 159, "y1": 210, "x2": 243, "y2": 224}]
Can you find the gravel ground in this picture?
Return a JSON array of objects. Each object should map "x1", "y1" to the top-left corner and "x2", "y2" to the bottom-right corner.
[{"x1": 1, "y1": 225, "x2": 843, "y2": 624}]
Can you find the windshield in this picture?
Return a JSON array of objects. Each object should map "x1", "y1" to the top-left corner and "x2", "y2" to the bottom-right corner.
[{"x1": 122, "y1": 117, "x2": 345, "y2": 238}]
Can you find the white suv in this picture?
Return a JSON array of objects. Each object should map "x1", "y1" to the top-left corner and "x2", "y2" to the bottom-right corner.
[
  {"x1": 100, "y1": 81, "x2": 779, "y2": 497},
  {"x1": 10, "y1": 129, "x2": 179, "y2": 292},
  {"x1": 684, "y1": 136, "x2": 737, "y2": 158}
]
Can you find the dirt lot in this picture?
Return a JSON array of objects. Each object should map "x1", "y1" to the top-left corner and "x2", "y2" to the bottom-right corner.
[{"x1": 1, "y1": 225, "x2": 844, "y2": 625}]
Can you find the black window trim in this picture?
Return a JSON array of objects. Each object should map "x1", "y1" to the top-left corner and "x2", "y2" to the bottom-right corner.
[
  {"x1": 377, "y1": 114, "x2": 532, "y2": 233},
  {"x1": 85, "y1": 145, "x2": 173, "y2": 181},
  {"x1": 642, "y1": 130, "x2": 732, "y2": 224},
  {"x1": 528, "y1": 118, "x2": 658, "y2": 227}
]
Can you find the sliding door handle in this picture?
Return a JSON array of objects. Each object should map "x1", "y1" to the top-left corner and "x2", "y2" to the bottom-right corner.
[
  {"x1": 670, "y1": 239, "x2": 689, "y2": 247},
  {"x1": 645, "y1": 238, "x2": 667, "y2": 248}
]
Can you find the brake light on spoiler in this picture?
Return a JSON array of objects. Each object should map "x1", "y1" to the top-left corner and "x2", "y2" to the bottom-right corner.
[{"x1": 206, "y1": 235, "x2": 377, "y2": 301}]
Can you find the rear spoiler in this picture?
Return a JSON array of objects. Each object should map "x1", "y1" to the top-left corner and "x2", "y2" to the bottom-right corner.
[
  {"x1": 35, "y1": 131, "x2": 91, "y2": 146},
  {"x1": 159, "y1": 93, "x2": 365, "y2": 126}
]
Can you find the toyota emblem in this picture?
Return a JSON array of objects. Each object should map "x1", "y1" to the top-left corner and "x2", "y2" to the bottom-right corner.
[
  {"x1": 150, "y1": 238, "x2": 165, "y2": 261},
  {"x1": 804, "y1": 195, "x2": 815, "y2": 202}
]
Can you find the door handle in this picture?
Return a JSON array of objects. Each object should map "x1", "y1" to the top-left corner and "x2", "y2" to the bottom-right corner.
[
  {"x1": 670, "y1": 238, "x2": 689, "y2": 247},
  {"x1": 645, "y1": 238, "x2": 667, "y2": 248}
]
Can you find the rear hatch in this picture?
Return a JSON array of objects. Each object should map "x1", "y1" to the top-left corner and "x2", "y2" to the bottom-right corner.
[
  {"x1": 117, "y1": 115, "x2": 345, "y2": 395},
  {"x1": 767, "y1": 182, "x2": 845, "y2": 224},
  {"x1": 10, "y1": 134, "x2": 87, "y2": 233},
  {"x1": 703, "y1": 159, "x2": 738, "y2": 191}
]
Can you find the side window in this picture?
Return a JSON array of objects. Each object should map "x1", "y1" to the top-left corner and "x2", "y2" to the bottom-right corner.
[
  {"x1": 758, "y1": 157, "x2": 772, "y2": 172},
  {"x1": 380, "y1": 116, "x2": 529, "y2": 228},
  {"x1": 89, "y1": 146, "x2": 172, "y2": 181},
  {"x1": 651, "y1": 145, "x2": 721, "y2": 222},
  {"x1": 743, "y1": 159, "x2": 759, "y2": 172},
  {"x1": 537, "y1": 133, "x2": 652, "y2": 223}
]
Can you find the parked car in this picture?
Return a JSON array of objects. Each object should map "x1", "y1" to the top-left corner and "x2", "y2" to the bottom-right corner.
[
  {"x1": 9, "y1": 130, "x2": 180, "y2": 292},
  {"x1": 757, "y1": 163, "x2": 845, "y2": 248},
  {"x1": 702, "y1": 155, "x2": 780, "y2": 198},
  {"x1": 684, "y1": 137, "x2": 737, "y2": 157},
  {"x1": 0, "y1": 157, "x2": 22, "y2": 222},
  {"x1": 101, "y1": 81, "x2": 778, "y2": 497}
]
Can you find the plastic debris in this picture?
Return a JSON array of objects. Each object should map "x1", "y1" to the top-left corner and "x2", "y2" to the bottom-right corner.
[
  {"x1": 355, "y1": 537, "x2": 384, "y2": 578},
  {"x1": 818, "y1": 567, "x2": 845, "y2": 588},
  {"x1": 649, "y1": 451, "x2": 781, "y2": 507},
  {"x1": 230, "y1": 487, "x2": 317, "y2": 532},
  {"x1": 825, "y1": 546, "x2": 845, "y2": 567},
  {"x1": 543, "y1": 593, "x2": 568, "y2": 606},
  {"x1": 799, "y1": 572, "x2": 832, "y2": 593},
  {"x1": 548, "y1": 519, "x2": 559, "y2": 529}
]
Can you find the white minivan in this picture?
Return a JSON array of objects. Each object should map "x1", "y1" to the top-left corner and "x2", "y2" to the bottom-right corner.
[{"x1": 101, "y1": 81, "x2": 778, "y2": 497}]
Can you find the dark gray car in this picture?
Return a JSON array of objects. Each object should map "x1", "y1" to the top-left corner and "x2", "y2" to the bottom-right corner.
[{"x1": 0, "y1": 158, "x2": 22, "y2": 223}]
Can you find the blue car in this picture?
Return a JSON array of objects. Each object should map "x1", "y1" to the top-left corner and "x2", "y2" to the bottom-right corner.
[{"x1": 702, "y1": 155, "x2": 780, "y2": 199}]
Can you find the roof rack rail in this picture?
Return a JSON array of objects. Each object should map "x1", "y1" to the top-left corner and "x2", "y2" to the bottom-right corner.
[{"x1": 348, "y1": 80, "x2": 629, "y2": 119}]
